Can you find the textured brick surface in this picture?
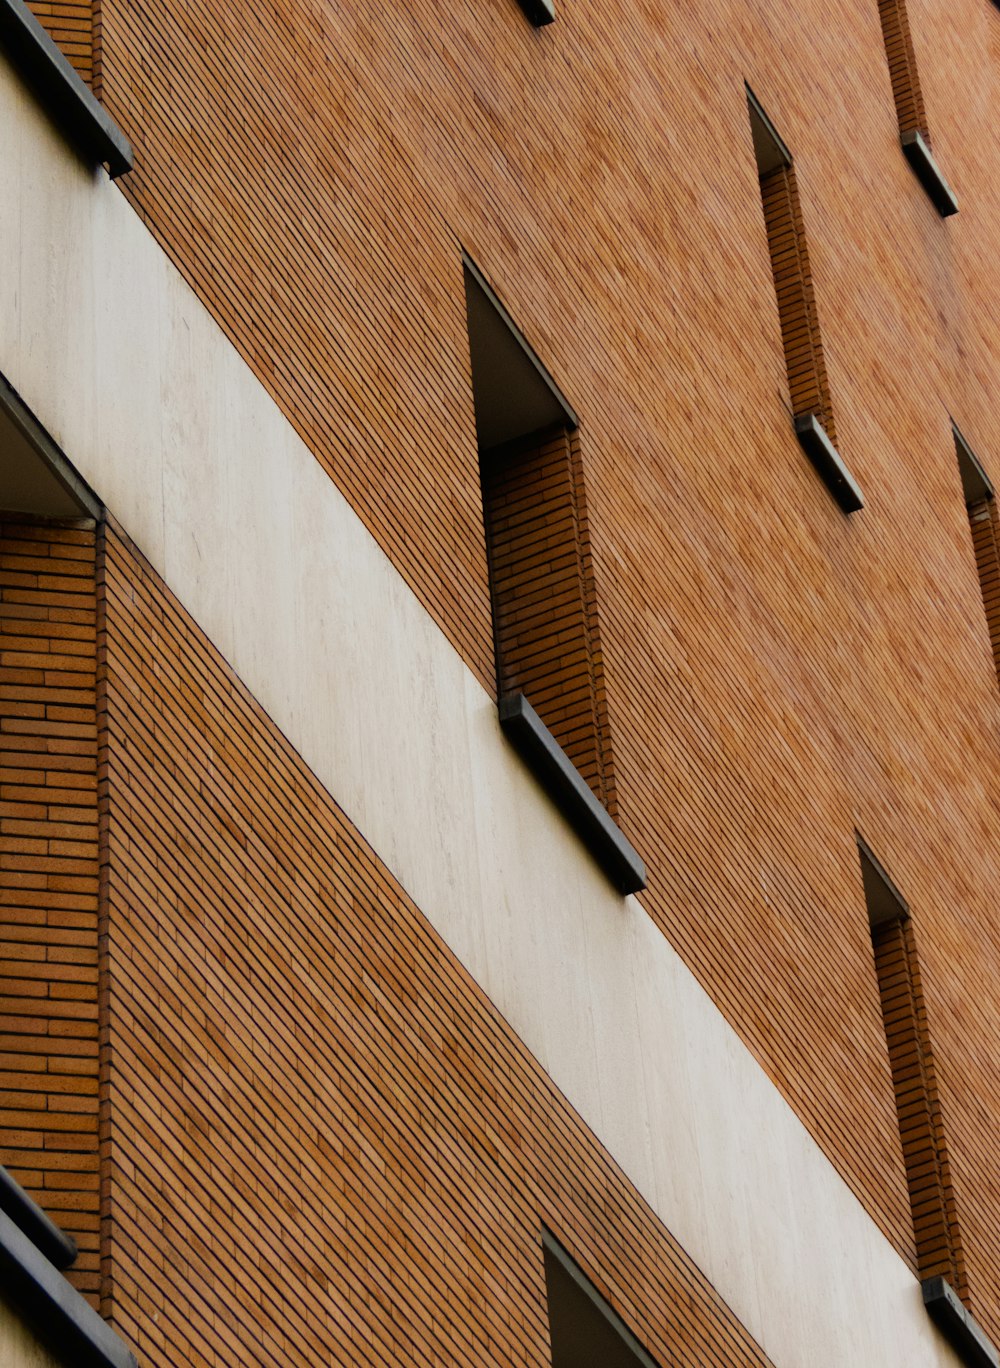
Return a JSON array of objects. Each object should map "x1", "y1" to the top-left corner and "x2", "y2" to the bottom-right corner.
[
  {"x1": 25, "y1": 0, "x2": 1000, "y2": 1346},
  {"x1": 0, "y1": 522, "x2": 100, "y2": 1301},
  {"x1": 878, "y1": 0, "x2": 929, "y2": 139},
  {"x1": 968, "y1": 497, "x2": 1000, "y2": 684},
  {"x1": 25, "y1": 1, "x2": 93, "y2": 84},
  {"x1": 759, "y1": 161, "x2": 837, "y2": 439},
  {"x1": 98, "y1": 522, "x2": 771, "y2": 1367},
  {"x1": 483, "y1": 424, "x2": 614, "y2": 805},
  {"x1": 873, "y1": 914, "x2": 968, "y2": 1299}
]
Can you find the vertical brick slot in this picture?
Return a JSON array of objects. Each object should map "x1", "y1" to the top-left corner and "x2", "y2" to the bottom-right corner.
[
  {"x1": 482, "y1": 425, "x2": 612, "y2": 807},
  {"x1": 26, "y1": 1, "x2": 95, "y2": 86},
  {"x1": 954, "y1": 426, "x2": 1000, "y2": 686},
  {"x1": 967, "y1": 497, "x2": 1000, "y2": 682},
  {"x1": 875, "y1": 0, "x2": 957, "y2": 215},
  {"x1": 859, "y1": 839, "x2": 968, "y2": 1302},
  {"x1": 871, "y1": 917, "x2": 967, "y2": 1297},
  {"x1": 877, "y1": 0, "x2": 929, "y2": 140},
  {"x1": 748, "y1": 93, "x2": 837, "y2": 443},
  {"x1": 758, "y1": 163, "x2": 836, "y2": 442},
  {"x1": 0, "y1": 520, "x2": 101, "y2": 1303},
  {"x1": 465, "y1": 257, "x2": 617, "y2": 809}
]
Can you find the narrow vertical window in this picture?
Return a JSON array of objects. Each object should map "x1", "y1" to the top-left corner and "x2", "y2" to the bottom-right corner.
[
  {"x1": 954, "y1": 424, "x2": 1000, "y2": 685},
  {"x1": 464, "y1": 257, "x2": 643, "y2": 893},
  {"x1": 858, "y1": 839, "x2": 968, "y2": 1299},
  {"x1": 876, "y1": 0, "x2": 958, "y2": 215},
  {"x1": 746, "y1": 87, "x2": 863, "y2": 513},
  {"x1": 481, "y1": 425, "x2": 613, "y2": 807}
]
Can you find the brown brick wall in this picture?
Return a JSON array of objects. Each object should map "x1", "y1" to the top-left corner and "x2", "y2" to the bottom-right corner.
[
  {"x1": 26, "y1": 1, "x2": 93, "y2": 85},
  {"x1": 25, "y1": 0, "x2": 1000, "y2": 1344},
  {"x1": 0, "y1": 521, "x2": 100, "y2": 1301},
  {"x1": 98, "y1": 520, "x2": 771, "y2": 1366}
]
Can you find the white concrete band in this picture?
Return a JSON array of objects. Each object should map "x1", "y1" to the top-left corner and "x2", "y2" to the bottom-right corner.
[{"x1": 0, "y1": 51, "x2": 968, "y2": 1368}]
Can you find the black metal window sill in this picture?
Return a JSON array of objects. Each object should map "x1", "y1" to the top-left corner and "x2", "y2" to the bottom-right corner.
[
  {"x1": 0, "y1": 1165, "x2": 76, "y2": 1270},
  {"x1": 923, "y1": 1278, "x2": 999, "y2": 1368},
  {"x1": 0, "y1": 0, "x2": 132, "y2": 177},
  {"x1": 498, "y1": 693, "x2": 647, "y2": 895},
  {"x1": 794, "y1": 413, "x2": 864, "y2": 513},
  {"x1": 901, "y1": 129, "x2": 958, "y2": 218},
  {"x1": 0, "y1": 1166, "x2": 136, "y2": 1368}
]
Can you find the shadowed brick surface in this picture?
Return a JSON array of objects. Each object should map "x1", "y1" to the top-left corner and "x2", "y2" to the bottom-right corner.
[
  {"x1": 0, "y1": 522, "x2": 100, "y2": 1303},
  {"x1": 26, "y1": 0, "x2": 93, "y2": 84},
  {"x1": 483, "y1": 425, "x2": 615, "y2": 807}
]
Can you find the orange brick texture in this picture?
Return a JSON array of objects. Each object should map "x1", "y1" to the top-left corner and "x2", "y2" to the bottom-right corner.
[
  {"x1": 33, "y1": 0, "x2": 1000, "y2": 1347},
  {"x1": 758, "y1": 164, "x2": 837, "y2": 440},
  {"x1": 95, "y1": 521, "x2": 772, "y2": 1367},
  {"x1": 873, "y1": 915, "x2": 968, "y2": 1299},
  {"x1": 0, "y1": 522, "x2": 100, "y2": 1302},
  {"x1": 482, "y1": 424, "x2": 617, "y2": 808},
  {"x1": 877, "y1": 0, "x2": 929, "y2": 139},
  {"x1": 968, "y1": 498, "x2": 1000, "y2": 685},
  {"x1": 26, "y1": 1, "x2": 93, "y2": 85}
]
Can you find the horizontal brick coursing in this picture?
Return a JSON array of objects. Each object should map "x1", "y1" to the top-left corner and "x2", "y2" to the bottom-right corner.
[
  {"x1": 483, "y1": 425, "x2": 615, "y2": 806},
  {"x1": 873, "y1": 915, "x2": 967, "y2": 1298},
  {"x1": 100, "y1": 522, "x2": 772, "y2": 1366},
  {"x1": 878, "y1": 0, "x2": 929, "y2": 139},
  {"x1": 758, "y1": 162, "x2": 837, "y2": 440},
  {"x1": 0, "y1": 522, "x2": 100, "y2": 1303},
  {"x1": 968, "y1": 498, "x2": 1000, "y2": 685},
  {"x1": 26, "y1": 0, "x2": 93, "y2": 85}
]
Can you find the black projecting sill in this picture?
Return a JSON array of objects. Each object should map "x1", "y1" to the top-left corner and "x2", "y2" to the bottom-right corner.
[
  {"x1": 518, "y1": 0, "x2": 555, "y2": 25},
  {"x1": 0, "y1": 1164, "x2": 137, "y2": 1368},
  {"x1": 0, "y1": 0, "x2": 132, "y2": 177},
  {"x1": 0, "y1": 1164, "x2": 76, "y2": 1270},
  {"x1": 923, "y1": 1277, "x2": 1000, "y2": 1368},
  {"x1": 499, "y1": 692, "x2": 647, "y2": 895},
  {"x1": 901, "y1": 129, "x2": 958, "y2": 218},
  {"x1": 794, "y1": 413, "x2": 864, "y2": 514}
]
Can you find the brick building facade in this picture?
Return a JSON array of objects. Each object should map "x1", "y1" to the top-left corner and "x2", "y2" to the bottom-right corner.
[{"x1": 2, "y1": 0, "x2": 1000, "y2": 1363}]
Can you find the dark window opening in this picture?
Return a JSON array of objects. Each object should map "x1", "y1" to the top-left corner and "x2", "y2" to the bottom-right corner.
[
  {"x1": 954, "y1": 424, "x2": 1000, "y2": 686},
  {"x1": 464, "y1": 257, "x2": 645, "y2": 893},
  {"x1": 857, "y1": 837, "x2": 968, "y2": 1298},
  {"x1": 746, "y1": 87, "x2": 862, "y2": 513},
  {"x1": 876, "y1": 0, "x2": 958, "y2": 215},
  {"x1": 543, "y1": 1232, "x2": 661, "y2": 1368}
]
